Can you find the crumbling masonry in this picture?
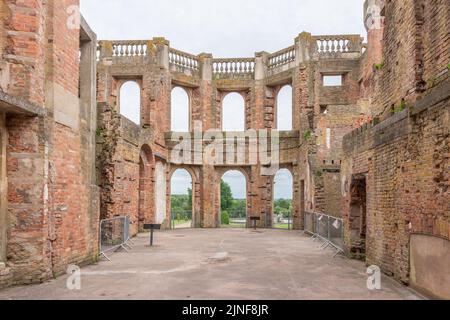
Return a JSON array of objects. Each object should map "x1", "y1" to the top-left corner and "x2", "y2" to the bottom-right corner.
[{"x1": 0, "y1": 0, "x2": 448, "y2": 299}]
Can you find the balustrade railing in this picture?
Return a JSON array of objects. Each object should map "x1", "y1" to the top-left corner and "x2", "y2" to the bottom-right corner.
[
  {"x1": 111, "y1": 40, "x2": 149, "y2": 57},
  {"x1": 169, "y1": 48, "x2": 200, "y2": 71},
  {"x1": 313, "y1": 35, "x2": 363, "y2": 55},
  {"x1": 212, "y1": 58, "x2": 255, "y2": 76},
  {"x1": 268, "y1": 45, "x2": 296, "y2": 69}
]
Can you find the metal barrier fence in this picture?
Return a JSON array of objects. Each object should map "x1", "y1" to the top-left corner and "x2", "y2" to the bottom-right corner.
[
  {"x1": 100, "y1": 216, "x2": 133, "y2": 261},
  {"x1": 304, "y1": 212, "x2": 344, "y2": 257}
]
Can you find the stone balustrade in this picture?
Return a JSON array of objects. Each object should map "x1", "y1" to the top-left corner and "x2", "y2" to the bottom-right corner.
[
  {"x1": 312, "y1": 35, "x2": 363, "y2": 56},
  {"x1": 97, "y1": 34, "x2": 364, "y2": 75},
  {"x1": 97, "y1": 40, "x2": 150, "y2": 60},
  {"x1": 169, "y1": 48, "x2": 200, "y2": 72},
  {"x1": 212, "y1": 58, "x2": 255, "y2": 79},
  {"x1": 111, "y1": 40, "x2": 149, "y2": 57},
  {"x1": 268, "y1": 45, "x2": 296, "y2": 70}
]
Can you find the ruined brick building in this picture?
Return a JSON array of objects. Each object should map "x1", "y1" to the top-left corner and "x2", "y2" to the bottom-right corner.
[{"x1": 0, "y1": 0, "x2": 448, "y2": 299}]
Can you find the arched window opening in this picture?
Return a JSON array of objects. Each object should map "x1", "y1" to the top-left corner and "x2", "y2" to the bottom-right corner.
[
  {"x1": 276, "y1": 85, "x2": 293, "y2": 131},
  {"x1": 222, "y1": 93, "x2": 245, "y2": 132},
  {"x1": 119, "y1": 81, "x2": 141, "y2": 125},
  {"x1": 171, "y1": 87, "x2": 190, "y2": 132}
]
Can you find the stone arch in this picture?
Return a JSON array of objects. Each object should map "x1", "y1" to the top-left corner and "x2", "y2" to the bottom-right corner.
[
  {"x1": 221, "y1": 92, "x2": 246, "y2": 132},
  {"x1": 276, "y1": 85, "x2": 293, "y2": 131},
  {"x1": 171, "y1": 86, "x2": 191, "y2": 132},
  {"x1": 119, "y1": 80, "x2": 141, "y2": 125},
  {"x1": 138, "y1": 144, "x2": 154, "y2": 231},
  {"x1": 217, "y1": 167, "x2": 251, "y2": 227}
]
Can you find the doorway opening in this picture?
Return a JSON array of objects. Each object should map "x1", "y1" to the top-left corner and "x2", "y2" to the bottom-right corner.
[
  {"x1": 273, "y1": 169, "x2": 294, "y2": 230},
  {"x1": 349, "y1": 176, "x2": 367, "y2": 260},
  {"x1": 220, "y1": 170, "x2": 247, "y2": 228},
  {"x1": 170, "y1": 169, "x2": 193, "y2": 229}
]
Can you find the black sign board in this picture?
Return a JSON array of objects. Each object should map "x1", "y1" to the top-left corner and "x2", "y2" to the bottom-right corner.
[
  {"x1": 144, "y1": 224, "x2": 161, "y2": 246},
  {"x1": 144, "y1": 224, "x2": 161, "y2": 230}
]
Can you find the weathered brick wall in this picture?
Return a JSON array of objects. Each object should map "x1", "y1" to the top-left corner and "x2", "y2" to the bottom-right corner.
[
  {"x1": 375, "y1": 0, "x2": 424, "y2": 117},
  {"x1": 1, "y1": 0, "x2": 99, "y2": 287},
  {"x1": 342, "y1": 84, "x2": 450, "y2": 287},
  {"x1": 2, "y1": 0, "x2": 47, "y2": 105},
  {"x1": 6, "y1": 115, "x2": 51, "y2": 284},
  {"x1": 421, "y1": 0, "x2": 450, "y2": 89},
  {"x1": 341, "y1": 0, "x2": 450, "y2": 298}
]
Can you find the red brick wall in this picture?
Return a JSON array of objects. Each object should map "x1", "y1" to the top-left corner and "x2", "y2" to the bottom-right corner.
[
  {"x1": 421, "y1": 0, "x2": 450, "y2": 87},
  {"x1": 342, "y1": 87, "x2": 450, "y2": 285},
  {"x1": 6, "y1": 115, "x2": 51, "y2": 284},
  {"x1": 3, "y1": 0, "x2": 46, "y2": 105},
  {"x1": 369, "y1": 1, "x2": 423, "y2": 118}
]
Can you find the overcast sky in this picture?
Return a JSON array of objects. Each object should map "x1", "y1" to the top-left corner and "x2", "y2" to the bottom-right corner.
[
  {"x1": 81, "y1": 0, "x2": 366, "y2": 57},
  {"x1": 82, "y1": 0, "x2": 366, "y2": 200}
]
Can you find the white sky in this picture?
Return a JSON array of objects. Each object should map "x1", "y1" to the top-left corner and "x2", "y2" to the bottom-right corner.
[
  {"x1": 84, "y1": 0, "x2": 366, "y2": 199},
  {"x1": 81, "y1": 0, "x2": 366, "y2": 57}
]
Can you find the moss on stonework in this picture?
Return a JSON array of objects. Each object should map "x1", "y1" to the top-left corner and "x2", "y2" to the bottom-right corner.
[
  {"x1": 303, "y1": 130, "x2": 312, "y2": 141},
  {"x1": 392, "y1": 100, "x2": 407, "y2": 114},
  {"x1": 374, "y1": 61, "x2": 384, "y2": 70}
]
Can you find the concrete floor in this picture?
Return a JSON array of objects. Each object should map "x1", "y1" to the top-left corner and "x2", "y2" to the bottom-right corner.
[{"x1": 0, "y1": 229, "x2": 421, "y2": 300}]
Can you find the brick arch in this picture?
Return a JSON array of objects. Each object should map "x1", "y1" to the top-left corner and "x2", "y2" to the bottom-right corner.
[
  {"x1": 168, "y1": 166, "x2": 201, "y2": 227},
  {"x1": 216, "y1": 167, "x2": 252, "y2": 227},
  {"x1": 138, "y1": 144, "x2": 155, "y2": 231},
  {"x1": 269, "y1": 167, "x2": 294, "y2": 228}
]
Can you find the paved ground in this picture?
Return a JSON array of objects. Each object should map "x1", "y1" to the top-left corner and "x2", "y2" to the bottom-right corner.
[{"x1": 0, "y1": 229, "x2": 422, "y2": 300}]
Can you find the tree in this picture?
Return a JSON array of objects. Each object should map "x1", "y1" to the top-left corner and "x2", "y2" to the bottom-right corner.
[{"x1": 221, "y1": 180, "x2": 233, "y2": 211}]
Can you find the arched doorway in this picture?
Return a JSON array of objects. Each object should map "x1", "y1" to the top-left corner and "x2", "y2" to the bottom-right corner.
[
  {"x1": 220, "y1": 170, "x2": 248, "y2": 228},
  {"x1": 170, "y1": 169, "x2": 193, "y2": 229},
  {"x1": 273, "y1": 169, "x2": 293, "y2": 230}
]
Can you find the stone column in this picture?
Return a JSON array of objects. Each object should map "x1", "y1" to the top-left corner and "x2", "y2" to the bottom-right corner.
[
  {"x1": 295, "y1": 32, "x2": 312, "y2": 65},
  {"x1": 254, "y1": 51, "x2": 268, "y2": 130},
  {"x1": 201, "y1": 165, "x2": 219, "y2": 228},
  {"x1": 153, "y1": 37, "x2": 170, "y2": 70},
  {"x1": 198, "y1": 53, "x2": 214, "y2": 131}
]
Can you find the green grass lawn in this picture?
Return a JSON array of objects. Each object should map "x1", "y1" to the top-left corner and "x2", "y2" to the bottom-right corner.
[
  {"x1": 221, "y1": 223, "x2": 246, "y2": 229},
  {"x1": 273, "y1": 224, "x2": 291, "y2": 230},
  {"x1": 173, "y1": 219, "x2": 192, "y2": 227}
]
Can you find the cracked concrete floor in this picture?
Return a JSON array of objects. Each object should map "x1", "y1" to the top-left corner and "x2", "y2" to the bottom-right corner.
[{"x1": 0, "y1": 229, "x2": 422, "y2": 300}]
